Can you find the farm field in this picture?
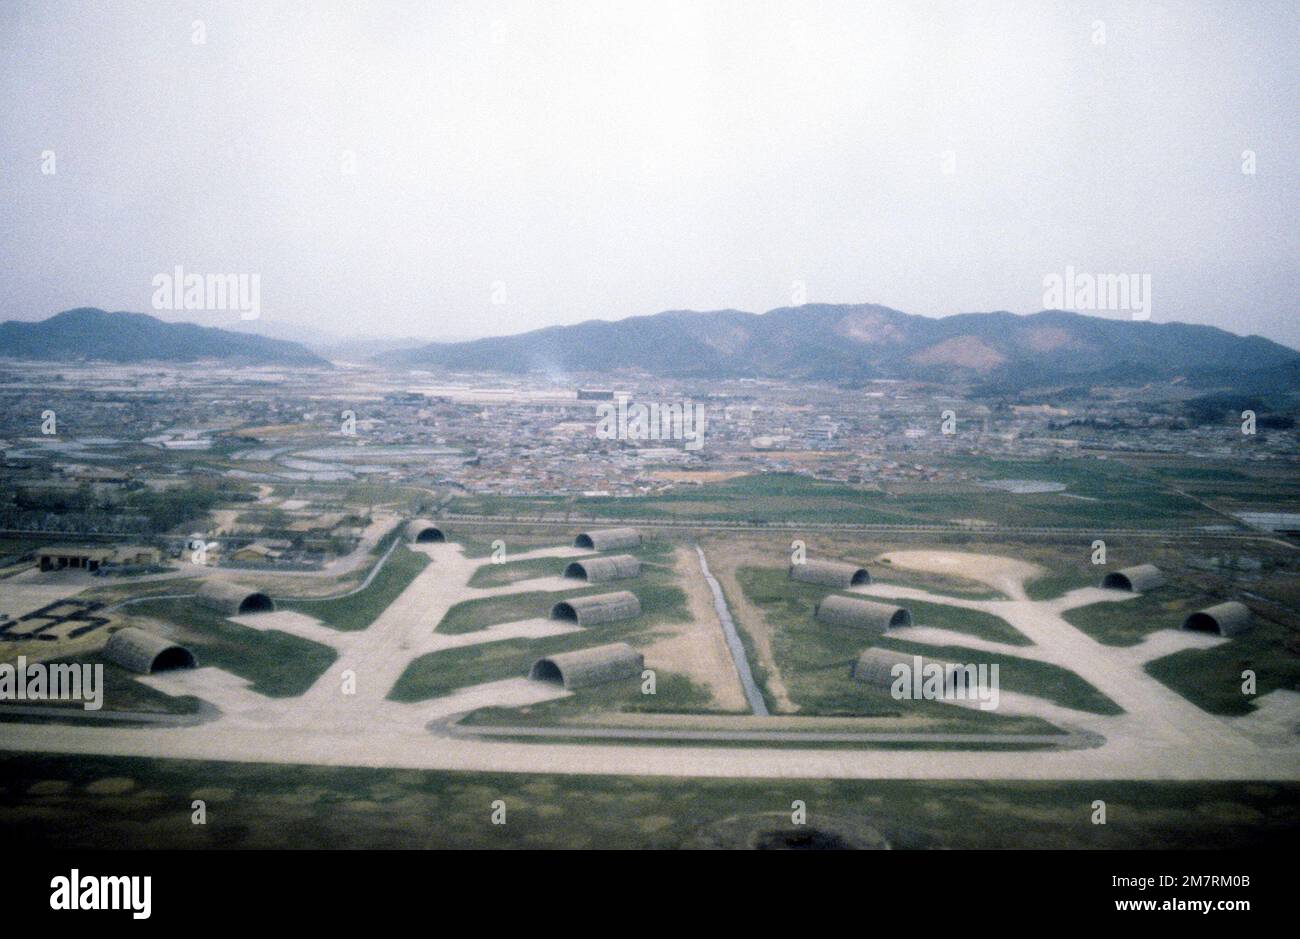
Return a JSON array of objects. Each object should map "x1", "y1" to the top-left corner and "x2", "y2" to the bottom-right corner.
[{"x1": 447, "y1": 459, "x2": 1243, "y2": 530}]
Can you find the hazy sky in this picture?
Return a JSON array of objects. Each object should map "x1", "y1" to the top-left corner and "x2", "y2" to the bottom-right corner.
[{"x1": 1, "y1": 1, "x2": 1296, "y2": 346}]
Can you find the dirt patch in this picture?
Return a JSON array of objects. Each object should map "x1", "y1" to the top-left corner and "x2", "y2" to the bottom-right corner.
[
  {"x1": 877, "y1": 550, "x2": 1044, "y2": 598},
  {"x1": 639, "y1": 546, "x2": 748, "y2": 712},
  {"x1": 909, "y1": 336, "x2": 1005, "y2": 371},
  {"x1": 698, "y1": 537, "x2": 795, "y2": 712},
  {"x1": 647, "y1": 470, "x2": 750, "y2": 483}
]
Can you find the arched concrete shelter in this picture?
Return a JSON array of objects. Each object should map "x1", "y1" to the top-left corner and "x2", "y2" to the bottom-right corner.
[
  {"x1": 550, "y1": 591, "x2": 642, "y2": 626},
  {"x1": 789, "y1": 559, "x2": 870, "y2": 588},
  {"x1": 1100, "y1": 564, "x2": 1164, "y2": 592},
  {"x1": 405, "y1": 519, "x2": 446, "y2": 543},
  {"x1": 563, "y1": 555, "x2": 641, "y2": 583},
  {"x1": 573, "y1": 528, "x2": 642, "y2": 551},
  {"x1": 1182, "y1": 601, "x2": 1252, "y2": 637},
  {"x1": 852, "y1": 648, "x2": 959, "y2": 695},
  {"x1": 196, "y1": 581, "x2": 275, "y2": 615},
  {"x1": 815, "y1": 595, "x2": 912, "y2": 632},
  {"x1": 529, "y1": 642, "x2": 644, "y2": 689},
  {"x1": 103, "y1": 627, "x2": 197, "y2": 674}
]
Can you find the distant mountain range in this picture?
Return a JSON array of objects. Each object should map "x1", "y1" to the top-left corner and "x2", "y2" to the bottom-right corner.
[
  {"x1": 0, "y1": 308, "x2": 329, "y2": 367},
  {"x1": 5, "y1": 305, "x2": 1296, "y2": 396},
  {"x1": 383, "y1": 304, "x2": 1300, "y2": 394}
]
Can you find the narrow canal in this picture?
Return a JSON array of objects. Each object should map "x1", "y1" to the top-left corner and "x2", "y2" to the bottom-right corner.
[{"x1": 694, "y1": 544, "x2": 769, "y2": 716}]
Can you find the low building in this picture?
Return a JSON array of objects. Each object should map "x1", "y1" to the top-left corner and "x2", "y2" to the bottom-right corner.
[
  {"x1": 573, "y1": 528, "x2": 642, "y2": 551},
  {"x1": 790, "y1": 559, "x2": 871, "y2": 588},
  {"x1": 529, "y1": 642, "x2": 644, "y2": 689},
  {"x1": 550, "y1": 591, "x2": 641, "y2": 626},
  {"x1": 1100, "y1": 564, "x2": 1164, "y2": 592},
  {"x1": 563, "y1": 555, "x2": 641, "y2": 583},
  {"x1": 853, "y1": 648, "x2": 957, "y2": 694},
  {"x1": 196, "y1": 581, "x2": 276, "y2": 616},
  {"x1": 37, "y1": 546, "x2": 114, "y2": 572},
  {"x1": 815, "y1": 595, "x2": 911, "y2": 632},
  {"x1": 103, "y1": 627, "x2": 197, "y2": 674},
  {"x1": 37, "y1": 545, "x2": 157, "y2": 572},
  {"x1": 1182, "y1": 601, "x2": 1252, "y2": 637},
  {"x1": 405, "y1": 519, "x2": 445, "y2": 544}
]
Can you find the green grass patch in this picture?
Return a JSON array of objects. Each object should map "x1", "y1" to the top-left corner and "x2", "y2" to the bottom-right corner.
[
  {"x1": 464, "y1": 670, "x2": 723, "y2": 725},
  {"x1": 732, "y1": 566, "x2": 1063, "y2": 728},
  {"x1": 396, "y1": 551, "x2": 692, "y2": 704},
  {"x1": 280, "y1": 545, "x2": 429, "y2": 631},
  {"x1": 874, "y1": 637, "x2": 1122, "y2": 716},
  {"x1": 1024, "y1": 569, "x2": 1098, "y2": 601},
  {"x1": 436, "y1": 590, "x2": 571, "y2": 635},
  {"x1": 442, "y1": 530, "x2": 564, "y2": 558},
  {"x1": 737, "y1": 566, "x2": 1028, "y2": 646},
  {"x1": 871, "y1": 566, "x2": 1003, "y2": 599},
  {"x1": 468, "y1": 555, "x2": 572, "y2": 588},
  {"x1": 449, "y1": 464, "x2": 1221, "y2": 529},
  {"x1": 436, "y1": 582, "x2": 688, "y2": 635},
  {"x1": 896, "y1": 597, "x2": 1028, "y2": 645},
  {"x1": 1062, "y1": 587, "x2": 1210, "y2": 646},
  {"x1": 1, "y1": 651, "x2": 202, "y2": 716},
  {"x1": 390, "y1": 631, "x2": 603, "y2": 702},
  {"x1": 132, "y1": 599, "x2": 336, "y2": 697},
  {"x1": 1144, "y1": 617, "x2": 1300, "y2": 716}
]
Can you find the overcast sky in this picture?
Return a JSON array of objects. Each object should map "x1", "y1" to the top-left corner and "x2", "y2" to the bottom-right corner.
[{"x1": 1, "y1": 1, "x2": 1296, "y2": 347}]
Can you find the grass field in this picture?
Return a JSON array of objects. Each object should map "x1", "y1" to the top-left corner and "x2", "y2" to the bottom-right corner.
[
  {"x1": 436, "y1": 581, "x2": 688, "y2": 635},
  {"x1": 1062, "y1": 586, "x2": 1214, "y2": 646},
  {"x1": 442, "y1": 529, "x2": 571, "y2": 558},
  {"x1": 873, "y1": 636, "x2": 1123, "y2": 716},
  {"x1": 1025, "y1": 569, "x2": 1099, "y2": 601},
  {"x1": 871, "y1": 565, "x2": 1005, "y2": 600},
  {"x1": 0, "y1": 650, "x2": 203, "y2": 717},
  {"x1": 731, "y1": 566, "x2": 1085, "y2": 727},
  {"x1": 392, "y1": 581, "x2": 690, "y2": 703},
  {"x1": 893, "y1": 596, "x2": 1031, "y2": 645},
  {"x1": 464, "y1": 670, "x2": 722, "y2": 723},
  {"x1": 2, "y1": 752, "x2": 1295, "y2": 849},
  {"x1": 738, "y1": 565, "x2": 1030, "y2": 647},
  {"x1": 130, "y1": 599, "x2": 337, "y2": 697},
  {"x1": 1144, "y1": 615, "x2": 1300, "y2": 715},
  {"x1": 1142, "y1": 458, "x2": 1300, "y2": 512},
  {"x1": 279, "y1": 545, "x2": 429, "y2": 631},
  {"x1": 467, "y1": 555, "x2": 578, "y2": 588},
  {"x1": 435, "y1": 590, "x2": 576, "y2": 634},
  {"x1": 393, "y1": 542, "x2": 691, "y2": 705},
  {"x1": 447, "y1": 461, "x2": 1225, "y2": 529}
]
